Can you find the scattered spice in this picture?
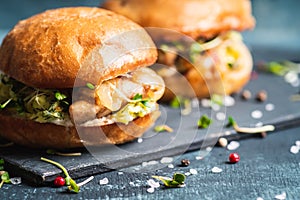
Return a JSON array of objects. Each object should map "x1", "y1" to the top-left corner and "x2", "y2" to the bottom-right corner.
[
  {"x1": 228, "y1": 153, "x2": 240, "y2": 163},
  {"x1": 160, "y1": 157, "x2": 173, "y2": 164},
  {"x1": 275, "y1": 192, "x2": 287, "y2": 200},
  {"x1": 251, "y1": 110, "x2": 263, "y2": 119},
  {"x1": 180, "y1": 159, "x2": 190, "y2": 167},
  {"x1": 241, "y1": 89, "x2": 252, "y2": 100},
  {"x1": 211, "y1": 167, "x2": 223, "y2": 173},
  {"x1": 189, "y1": 169, "x2": 198, "y2": 175},
  {"x1": 154, "y1": 124, "x2": 173, "y2": 133},
  {"x1": 54, "y1": 176, "x2": 66, "y2": 187},
  {"x1": 218, "y1": 137, "x2": 228, "y2": 147},
  {"x1": 260, "y1": 132, "x2": 267, "y2": 138},
  {"x1": 197, "y1": 114, "x2": 212, "y2": 129},
  {"x1": 227, "y1": 141, "x2": 240, "y2": 150},
  {"x1": 255, "y1": 90, "x2": 268, "y2": 102},
  {"x1": 99, "y1": 177, "x2": 109, "y2": 185},
  {"x1": 152, "y1": 173, "x2": 186, "y2": 188}
]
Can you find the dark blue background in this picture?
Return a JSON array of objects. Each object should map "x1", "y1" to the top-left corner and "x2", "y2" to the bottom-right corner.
[{"x1": 0, "y1": 0, "x2": 300, "y2": 51}]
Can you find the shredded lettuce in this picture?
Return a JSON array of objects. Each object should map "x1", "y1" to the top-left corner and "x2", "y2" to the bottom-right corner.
[{"x1": 0, "y1": 74, "x2": 70, "y2": 123}]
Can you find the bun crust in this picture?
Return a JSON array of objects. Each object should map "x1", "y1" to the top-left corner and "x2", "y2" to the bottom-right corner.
[
  {"x1": 0, "y1": 112, "x2": 158, "y2": 149},
  {"x1": 0, "y1": 7, "x2": 157, "y2": 88},
  {"x1": 102, "y1": 0, "x2": 255, "y2": 40}
]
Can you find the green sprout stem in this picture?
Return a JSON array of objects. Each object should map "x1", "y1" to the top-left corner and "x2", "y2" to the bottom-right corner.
[{"x1": 41, "y1": 157, "x2": 79, "y2": 193}]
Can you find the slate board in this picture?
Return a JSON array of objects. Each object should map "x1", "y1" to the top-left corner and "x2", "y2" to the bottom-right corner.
[{"x1": 1, "y1": 68, "x2": 300, "y2": 185}]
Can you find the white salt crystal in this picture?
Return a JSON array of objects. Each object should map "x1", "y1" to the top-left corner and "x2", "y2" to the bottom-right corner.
[
  {"x1": 184, "y1": 172, "x2": 191, "y2": 176},
  {"x1": 275, "y1": 192, "x2": 286, "y2": 200},
  {"x1": 167, "y1": 164, "x2": 174, "y2": 169},
  {"x1": 211, "y1": 167, "x2": 223, "y2": 173},
  {"x1": 227, "y1": 141, "x2": 240, "y2": 150},
  {"x1": 223, "y1": 95, "x2": 235, "y2": 107},
  {"x1": 216, "y1": 112, "x2": 226, "y2": 121},
  {"x1": 160, "y1": 157, "x2": 173, "y2": 164},
  {"x1": 189, "y1": 169, "x2": 198, "y2": 175},
  {"x1": 99, "y1": 177, "x2": 109, "y2": 185},
  {"x1": 251, "y1": 110, "x2": 263, "y2": 119},
  {"x1": 290, "y1": 145, "x2": 299, "y2": 154},
  {"x1": 147, "y1": 179, "x2": 160, "y2": 188},
  {"x1": 137, "y1": 138, "x2": 143, "y2": 143},
  {"x1": 147, "y1": 187, "x2": 155, "y2": 193},
  {"x1": 265, "y1": 103, "x2": 275, "y2": 111},
  {"x1": 10, "y1": 177, "x2": 21, "y2": 185},
  {"x1": 295, "y1": 140, "x2": 300, "y2": 147}
]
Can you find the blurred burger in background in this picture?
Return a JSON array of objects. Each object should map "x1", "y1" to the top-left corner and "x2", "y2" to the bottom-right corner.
[{"x1": 102, "y1": 0, "x2": 255, "y2": 100}]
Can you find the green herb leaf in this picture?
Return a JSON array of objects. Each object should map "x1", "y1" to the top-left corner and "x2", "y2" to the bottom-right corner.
[
  {"x1": 86, "y1": 83, "x2": 95, "y2": 90},
  {"x1": 173, "y1": 173, "x2": 185, "y2": 184},
  {"x1": 55, "y1": 92, "x2": 67, "y2": 101},
  {"x1": 1, "y1": 172, "x2": 10, "y2": 183},
  {"x1": 0, "y1": 159, "x2": 4, "y2": 165},
  {"x1": 132, "y1": 93, "x2": 143, "y2": 101},
  {"x1": 170, "y1": 96, "x2": 182, "y2": 108},
  {"x1": 226, "y1": 116, "x2": 236, "y2": 128},
  {"x1": 211, "y1": 94, "x2": 223, "y2": 106},
  {"x1": 197, "y1": 115, "x2": 212, "y2": 129},
  {"x1": 152, "y1": 173, "x2": 186, "y2": 188}
]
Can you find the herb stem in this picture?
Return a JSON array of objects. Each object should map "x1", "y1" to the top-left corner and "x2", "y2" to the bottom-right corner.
[
  {"x1": 40, "y1": 157, "x2": 70, "y2": 178},
  {"x1": 233, "y1": 124, "x2": 275, "y2": 134}
]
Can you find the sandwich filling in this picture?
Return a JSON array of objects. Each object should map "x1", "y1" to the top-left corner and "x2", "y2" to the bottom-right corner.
[
  {"x1": 156, "y1": 31, "x2": 252, "y2": 97},
  {"x1": 0, "y1": 67, "x2": 164, "y2": 126}
]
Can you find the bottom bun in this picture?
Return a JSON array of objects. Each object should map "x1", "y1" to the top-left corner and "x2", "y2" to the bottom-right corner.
[{"x1": 0, "y1": 112, "x2": 158, "y2": 149}]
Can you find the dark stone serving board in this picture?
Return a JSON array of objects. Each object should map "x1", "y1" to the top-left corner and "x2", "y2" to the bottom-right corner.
[{"x1": 1, "y1": 69, "x2": 299, "y2": 185}]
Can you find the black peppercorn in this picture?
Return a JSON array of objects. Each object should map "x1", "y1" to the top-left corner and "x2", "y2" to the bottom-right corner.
[
  {"x1": 181, "y1": 159, "x2": 190, "y2": 167},
  {"x1": 241, "y1": 89, "x2": 252, "y2": 100}
]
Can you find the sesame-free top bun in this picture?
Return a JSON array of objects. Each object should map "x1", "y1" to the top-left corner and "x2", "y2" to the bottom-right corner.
[
  {"x1": 102, "y1": 0, "x2": 255, "y2": 40},
  {"x1": 0, "y1": 7, "x2": 157, "y2": 89}
]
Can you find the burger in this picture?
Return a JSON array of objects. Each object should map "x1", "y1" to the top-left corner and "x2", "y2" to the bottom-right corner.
[
  {"x1": 0, "y1": 7, "x2": 165, "y2": 148},
  {"x1": 102, "y1": 0, "x2": 255, "y2": 100}
]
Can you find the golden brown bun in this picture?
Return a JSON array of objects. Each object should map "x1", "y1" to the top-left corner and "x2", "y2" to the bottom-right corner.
[
  {"x1": 102, "y1": 0, "x2": 255, "y2": 40},
  {"x1": 0, "y1": 112, "x2": 158, "y2": 149},
  {"x1": 0, "y1": 7, "x2": 157, "y2": 89}
]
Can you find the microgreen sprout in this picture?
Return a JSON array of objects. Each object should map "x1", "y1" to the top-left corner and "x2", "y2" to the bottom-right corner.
[
  {"x1": 46, "y1": 149, "x2": 82, "y2": 157},
  {"x1": 152, "y1": 173, "x2": 186, "y2": 188},
  {"x1": 197, "y1": 115, "x2": 212, "y2": 129},
  {"x1": 226, "y1": 116, "x2": 275, "y2": 134},
  {"x1": 41, "y1": 157, "x2": 80, "y2": 193},
  {"x1": 170, "y1": 96, "x2": 191, "y2": 115},
  {"x1": 154, "y1": 124, "x2": 173, "y2": 133},
  {"x1": 86, "y1": 82, "x2": 95, "y2": 90},
  {"x1": 0, "y1": 171, "x2": 11, "y2": 188},
  {"x1": 55, "y1": 92, "x2": 67, "y2": 101}
]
